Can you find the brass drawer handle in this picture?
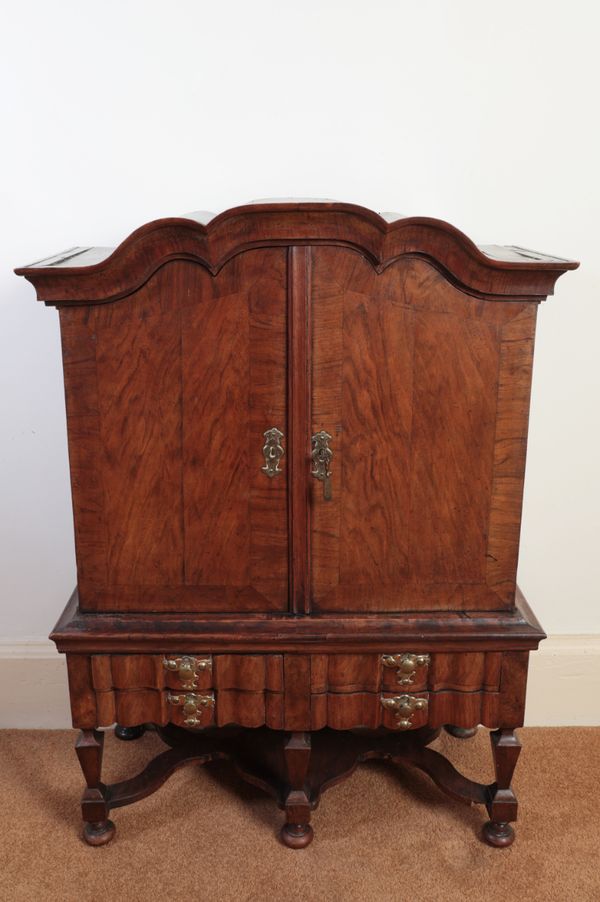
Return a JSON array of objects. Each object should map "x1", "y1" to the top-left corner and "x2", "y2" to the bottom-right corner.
[
  {"x1": 167, "y1": 691, "x2": 215, "y2": 728},
  {"x1": 381, "y1": 694, "x2": 428, "y2": 730},
  {"x1": 381, "y1": 653, "x2": 431, "y2": 686},
  {"x1": 262, "y1": 427, "x2": 285, "y2": 478},
  {"x1": 311, "y1": 430, "x2": 333, "y2": 501},
  {"x1": 162, "y1": 655, "x2": 212, "y2": 690}
]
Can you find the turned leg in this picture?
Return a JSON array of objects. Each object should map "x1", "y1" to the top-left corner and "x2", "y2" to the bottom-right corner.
[
  {"x1": 75, "y1": 729, "x2": 116, "y2": 846},
  {"x1": 115, "y1": 724, "x2": 147, "y2": 741},
  {"x1": 483, "y1": 729, "x2": 521, "y2": 848},
  {"x1": 281, "y1": 732, "x2": 313, "y2": 849},
  {"x1": 445, "y1": 725, "x2": 478, "y2": 740}
]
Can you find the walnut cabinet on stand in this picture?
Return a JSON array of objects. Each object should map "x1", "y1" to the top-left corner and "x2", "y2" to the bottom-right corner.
[{"x1": 15, "y1": 201, "x2": 578, "y2": 848}]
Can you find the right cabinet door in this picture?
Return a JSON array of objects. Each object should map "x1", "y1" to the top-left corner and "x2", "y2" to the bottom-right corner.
[{"x1": 310, "y1": 247, "x2": 537, "y2": 613}]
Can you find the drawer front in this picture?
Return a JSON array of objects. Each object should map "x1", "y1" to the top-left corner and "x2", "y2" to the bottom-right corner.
[
  {"x1": 310, "y1": 652, "x2": 502, "y2": 693},
  {"x1": 91, "y1": 653, "x2": 284, "y2": 692},
  {"x1": 309, "y1": 651, "x2": 503, "y2": 731},
  {"x1": 88, "y1": 653, "x2": 285, "y2": 730},
  {"x1": 311, "y1": 690, "x2": 500, "y2": 731},
  {"x1": 68, "y1": 650, "x2": 521, "y2": 732}
]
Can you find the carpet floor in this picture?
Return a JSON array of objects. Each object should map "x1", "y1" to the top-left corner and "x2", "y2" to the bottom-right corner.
[{"x1": 0, "y1": 727, "x2": 598, "y2": 901}]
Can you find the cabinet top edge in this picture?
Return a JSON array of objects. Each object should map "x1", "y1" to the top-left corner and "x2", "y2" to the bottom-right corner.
[{"x1": 14, "y1": 201, "x2": 579, "y2": 305}]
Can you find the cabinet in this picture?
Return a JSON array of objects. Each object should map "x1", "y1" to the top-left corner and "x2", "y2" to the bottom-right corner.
[{"x1": 16, "y1": 200, "x2": 578, "y2": 848}]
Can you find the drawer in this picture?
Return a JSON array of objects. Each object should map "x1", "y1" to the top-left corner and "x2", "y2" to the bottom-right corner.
[
  {"x1": 86, "y1": 684, "x2": 501, "y2": 734},
  {"x1": 93, "y1": 684, "x2": 286, "y2": 731},
  {"x1": 310, "y1": 651, "x2": 502, "y2": 693},
  {"x1": 70, "y1": 650, "x2": 508, "y2": 732},
  {"x1": 89, "y1": 651, "x2": 500, "y2": 695},
  {"x1": 311, "y1": 689, "x2": 500, "y2": 731},
  {"x1": 88, "y1": 653, "x2": 285, "y2": 730},
  {"x1": 97, "y1": 688, "x2": 216, "y2": 729},
  {"x1": 90, "y1": 653, "x2": 284, "y2": 692},
  {"x1": 309, "y1": 651, "x2": 503, "y2": 731}
]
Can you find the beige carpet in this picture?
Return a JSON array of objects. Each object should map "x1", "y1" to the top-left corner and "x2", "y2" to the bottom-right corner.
[{"x1": 0, "y1": 727, "x2": 598, "y2": 901}]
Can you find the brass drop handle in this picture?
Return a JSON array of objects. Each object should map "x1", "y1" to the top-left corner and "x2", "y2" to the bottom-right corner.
[
  {"x1": 162, "y1": 655, "x2": 212, "y2": 690},
  {"x1": 311, "y1": 430, "x2": 333, "y2": 501},
  {"x1": 380, "y1": 694, "x2": 428, "y2": 730},
  {"x1": 262, "y1": 427, "x2": 285, "y2": 478},
  {"x1": 382, "y1": 653, "x2": 431, "y2": 686},
  {"x1": 167, "y1": 691, "x2": 215, "y2": 728}
]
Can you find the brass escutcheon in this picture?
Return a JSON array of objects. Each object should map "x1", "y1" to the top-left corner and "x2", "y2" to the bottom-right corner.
[
  {"x1": 262, "y1": 427, "x2": 285, "y2": 478},
  {"x1": 167, "y1": 691, "x2": 215, "y2": 728},
  {"x1": 380, "y1": 694, "x2": 428, "y2": 730},
  {"x1": 162, "y1": 655, "x2": 212, "y2": 690},
  {"x1": 381, "y1": 652, "x2": 431, "y2": 686},
  {"x1": 311, "y1": 430, "x2": 333, "y2": 500}
]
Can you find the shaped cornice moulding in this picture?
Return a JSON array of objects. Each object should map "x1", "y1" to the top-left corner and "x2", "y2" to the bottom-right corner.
[{"x1": 15, "y1": 201, "x2": 579, "y2": 306}]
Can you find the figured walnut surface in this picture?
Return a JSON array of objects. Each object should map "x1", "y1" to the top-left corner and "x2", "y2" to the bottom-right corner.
[
  {"x1": 51, "y1": 586, "x2": 545, "y2": 653},
  {"x1": 58, "y1": 251, "x2": 289, "y2": 613},
  {"x1": 16, "y1": 201, "x2": 577, "y2": 303},
  {"x1": 20, "y1": 211, "x2": 576, "y2": 616},
  {"x1": 66, "y1": 649, "x2": 526, "y2": 733},
  {"x1": 14, "y1": 201, "x2": 577, "y2": 849},
  {"x1": 311, "y1": 250, "x2": 537, "y2": 612}
]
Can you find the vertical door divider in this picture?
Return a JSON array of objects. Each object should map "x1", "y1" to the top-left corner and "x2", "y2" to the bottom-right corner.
[{"x1": 287, "y1": 246, "x2": 312, "y2": 614}]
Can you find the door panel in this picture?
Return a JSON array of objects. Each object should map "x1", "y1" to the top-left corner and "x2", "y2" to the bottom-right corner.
[
  {"x1": 409, "y1": 312, "x2": 499, "y2": 581},
  {"x1": 182, "y1": 274, "x2": 288, "y2": 610},
  {"x1": 311, "y1": 264, "x2": 413, "y2": 598},
  {"x1": 64, "y1": 249, "x2": 288, "y2": 612},
  {"x1": 310, "y1": 247, "x2": 536, "y2": 612},
  {"x1": 96, "y1": 303, "x2": 183, "y2": 587}
]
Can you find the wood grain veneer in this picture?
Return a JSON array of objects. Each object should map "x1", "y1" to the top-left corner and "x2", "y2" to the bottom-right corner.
[{"x1": 16, "y1": 200, "x2": 578, "y2": 849}]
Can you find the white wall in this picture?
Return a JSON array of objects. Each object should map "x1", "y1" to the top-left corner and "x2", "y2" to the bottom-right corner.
[{"x1": 1, "y1": 0, "x2": 599, "y2": 641}]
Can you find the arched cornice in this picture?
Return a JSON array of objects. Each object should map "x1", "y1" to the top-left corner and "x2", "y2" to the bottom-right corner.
[{"x1": 15, "y1": 201, "x2": 578, "y2": 305}]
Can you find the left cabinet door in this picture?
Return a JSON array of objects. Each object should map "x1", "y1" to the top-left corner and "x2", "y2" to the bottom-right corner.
[{"x1": 61, "y1": 249, "x2": 289, "y2": 613}]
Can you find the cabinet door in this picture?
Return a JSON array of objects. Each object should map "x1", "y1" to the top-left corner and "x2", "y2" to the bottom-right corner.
[
  {"x1": 310, "y1": 247, "x2": 536, "y2": 612},
  {"x1": 62, "y1": 249, "x2": 288, "y2": 612}
]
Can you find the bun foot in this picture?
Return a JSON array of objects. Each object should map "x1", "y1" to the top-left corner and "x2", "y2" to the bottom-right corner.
[
  {"x1": 115, "y1": 724, "x2": 146, "y2": 741},
  {"x1": 281, "y1": 823, "x2": 314, "y2": 849},
  {"x1": 445, "y1": 725, "x2": 478, "y2": 739},
  {"x1": 83, "y1": 819, "x2": 116, "y2": 846},
  {"x1": 482, "y1": 820, "x2": 515, "y2": 848}
]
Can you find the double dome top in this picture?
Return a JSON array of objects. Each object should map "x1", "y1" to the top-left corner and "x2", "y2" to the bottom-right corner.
[{"x1": 15, "y1": 199, "x2": 578, "y2": 306}]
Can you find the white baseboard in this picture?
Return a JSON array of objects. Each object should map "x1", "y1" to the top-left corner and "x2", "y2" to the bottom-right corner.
[
  {"x1": 524, "y1": 634, "x2": 600, "y2": 726},
  {"x1": 0, "y1": 636, "x2": 598, "y2": 729},
  {"x1": 0, "y1": 639, "x2": 73, "y2": 728}
]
